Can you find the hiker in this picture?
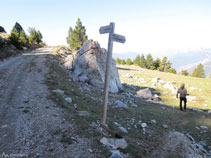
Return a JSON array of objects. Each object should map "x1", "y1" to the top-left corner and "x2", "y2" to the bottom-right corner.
[{"x1": 176, "y1": 83, "x2": 189, "y2": 111}]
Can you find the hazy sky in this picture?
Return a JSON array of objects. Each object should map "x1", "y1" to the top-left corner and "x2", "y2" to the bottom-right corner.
[{"x1": 1, "y1": 0, "x2": 211, "y2": 55}]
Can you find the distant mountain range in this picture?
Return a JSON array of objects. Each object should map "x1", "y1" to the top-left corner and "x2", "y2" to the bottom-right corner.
[
  {"x1": 169, "y1": 48, "x2": 211, "y2": 77},
  {"x1": 114, "y1": 48, "x2": 211, "y2": 77}
]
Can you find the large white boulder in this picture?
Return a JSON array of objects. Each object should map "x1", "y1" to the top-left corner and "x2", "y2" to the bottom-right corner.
[{"x1": 63, "y1": 40, "x2": 123, "y2": 93}]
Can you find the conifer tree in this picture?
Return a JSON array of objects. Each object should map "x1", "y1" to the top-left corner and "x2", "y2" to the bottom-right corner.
[
  {"x1": 133, "y1": 55, "x2": 141, "y2": 65},
  {"x1": 116, "y1": 58, "x2": 120, "y2": 64},
  {"x1": 126, "y1": 58, "x2": 133, "y2": 65},
  {"x1": 192, "y1": 64, "x2": 205, "y2": 78},
  {"x1": 28, "y1": 27, "x2": 43, "y2": 44},
  {"x1": 19, "y1": 30, "x2": 28, "y2": 46},
  {"x1": 67, "y1": 18, "x2": 88, "y2": 51},
  {"x1": 121, "y1": 59, "x2": 126, "y2": 65},
  {"x1": 151, "y1": 58, "x2": 161, "y2": 70},
  {"x1": 158, "y1": 56, "x2": 171, "y2": 72},
  {"x1": 139, "y1": 54, "x2": 147, "y2": 68},
  {"x1": 146, "y1": 53, "x2": 153, "y2": 69},
  {"x1": 9, "y1": 26, "x2": 22, "y2": 49}
]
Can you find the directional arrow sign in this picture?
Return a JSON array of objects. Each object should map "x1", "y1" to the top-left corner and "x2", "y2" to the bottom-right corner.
[
  {"x1": 99, "y1": 25, "x2": 112, "y2": 34},
  {"x1": 112, "y1": 33, "x2": 126, "y2": 43}
]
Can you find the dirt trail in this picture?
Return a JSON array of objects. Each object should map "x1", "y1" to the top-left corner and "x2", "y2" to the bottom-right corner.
[{"x1": 0, "y1": 47, "x2": 96, "y2": 158}]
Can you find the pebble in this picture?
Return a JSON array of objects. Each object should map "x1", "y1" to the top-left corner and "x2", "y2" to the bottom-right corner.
[
  {"x1": 65, "y1": 97, "x2": 72, "y2": 103},
  {"x1": 141, "y1": 123, "x2": 147, "y2": 128},
  {"x1": 118, "y1": 126, "x2": 128, "y2": 134},
  {"x1": 150, "y1": 120, "x2": 157, "y2": 124},
  {"x1": 1, "y1": 125, "x2": 8, "y2": 128},
  {"x1": 162, "y1": 124, "x2": 168, "y2": 129}
]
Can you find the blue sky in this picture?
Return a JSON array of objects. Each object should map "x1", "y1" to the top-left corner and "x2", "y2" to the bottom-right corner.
[{"x1": 1, "y1": 0, "x2": 211, "y2": 55}]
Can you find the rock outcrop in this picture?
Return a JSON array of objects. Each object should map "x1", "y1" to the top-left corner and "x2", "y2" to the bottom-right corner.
[
  {"x1": 63, "y1": 40, "x2": 123, "y2": 93},
  {"x1": 0, "y1": 26, "x2": 6, "y2": 33},
  {"x1": 15, "y1": 22, "x2": 23, "y2": 33}
]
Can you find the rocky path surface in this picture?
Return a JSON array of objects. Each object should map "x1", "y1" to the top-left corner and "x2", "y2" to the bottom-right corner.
[{"x1": 0, "y1": 47, "x2": 97, "y2": 158}]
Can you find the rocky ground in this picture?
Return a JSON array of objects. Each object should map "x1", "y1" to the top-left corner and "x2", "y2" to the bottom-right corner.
[{"x1": 0, "y1": 47, "x2": 102, "y2": 158}]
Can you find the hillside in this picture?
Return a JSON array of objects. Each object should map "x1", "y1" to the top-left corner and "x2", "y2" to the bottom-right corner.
[{"x1": 118, "y1": 64, "x2": 211, "y2": 110}]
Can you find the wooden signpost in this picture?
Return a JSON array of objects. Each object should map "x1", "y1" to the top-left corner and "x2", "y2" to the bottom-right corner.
[{"x1": 99, "y1": 22, "x2": 126, "y2": 125}]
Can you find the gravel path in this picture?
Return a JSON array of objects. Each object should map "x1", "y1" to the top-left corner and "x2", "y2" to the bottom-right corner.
[{"x1": 0, "y1": 47, "x2": 97, "y2": 158}]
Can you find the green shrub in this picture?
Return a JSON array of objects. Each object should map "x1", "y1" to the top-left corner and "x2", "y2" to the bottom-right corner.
[
  {"x1": 28, "y1": 27, "x2": 43, "y2": 44},
  {"x1": 0, "y1": 37, "x2": 5, "y2": 49}
]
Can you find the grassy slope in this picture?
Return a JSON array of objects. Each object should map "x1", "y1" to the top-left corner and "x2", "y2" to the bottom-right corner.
[
  {"x1": 118, "y1": 64, "x2": 211, "y2": 110},
  {"x1": 46, "y1": 53, "x2": 211, "y2": 157}
]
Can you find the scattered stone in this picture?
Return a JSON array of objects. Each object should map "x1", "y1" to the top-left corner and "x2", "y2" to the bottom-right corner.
[
  {"x1": 110, "y1": 150, "x2": 123, "y2": 158},
  {"x1": 152, "y1": 94, "x2": 161, "y2": 100},
  {"x1": 151, "y1": 77, "x2": 160, "y2": 83},
  {"x1": 136, "y1": 88, "x2": 152, "y2": 99},
  {"x1": 1, "y1": 125, "x2": 8, "y2": 128},
  {"x1": 187, "y1": 96, "x2": 197, "y2": 102},
  {"x1": 141, "y1": 123, "x2": 147, "y2": 128},
  {"x1": 208, "y1": 110, "x2": 211, "y2": 115},
  {"x1": 186, "y1": 133, "x2": 195, "y2": 142},
  {"x1": 52, "y1": 89, "x2": 64, "y2": 95},
  {"x1": 100, "y1": 137, "x2": 128, "y2": 149},
  {"x1": 114, "y1": 122, "x2": 121, "y2": 127},
  {"x1": 77, "y1": 111, "x2": 90, "y2": 117},
  {"x1": 158, "y1": 80, "x2": 165, "y2": 85},
  {"x1": 191, "y1": 108, "x2": 203, "y2": 113},
  {"x1": 65, "y1": 97, "x2": 72, "y2": 103},
  {"x1": 124, "y1": 73, "x2": 133, "y2": 78},
  {"x1": 73, "y1": 104, "x2": 77, "y2": 109},
  {"x1": 162, "y1": 124, "x2": 168, "y2": 129},
  {"x1": 161, "y1": 107, "x2": 166, "y2": 110},
  {"x1": 88, "y1": 149, "x2": 93, "y2": 153},
  {"x1": 150, "y1": 120, "x2": 157, "y2": 124},
  {"x1": 200, "y1": 126, "x2": 208, "y2": 131},
  {"x1": 118, "y1": 127, "x2": 128, "y2": 134},
  {"x1": 113, "y1": 100, "x2": 128, "y2": 108}
]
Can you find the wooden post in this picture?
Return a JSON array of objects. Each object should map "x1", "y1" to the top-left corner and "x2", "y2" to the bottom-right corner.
[
  {"x1": 99, "y1": 22, "x2": 125, "y2": 125},
  {"x1": 101, "y1": 22, "x2": 115, "y2": 125}
]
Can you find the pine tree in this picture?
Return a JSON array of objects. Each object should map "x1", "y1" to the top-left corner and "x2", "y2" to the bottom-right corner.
[
  {"x1": 151, "y1": 58, "x2": 161, "y2": 70},
  {"x1": 120, "y1": 59, "x2": 126, "y2": 65},
  {"x1": 116, "y1": 58, "x2": 120, "y2": 64},
  {"x1": 19, "y1": 30, "x2": 28, "y2": 46},
  {"x1": 9, "y1": 26, "x2": 22, "y2": 49},
  {"x1": 192, "y1": 64, "x2": 205, "y2": 78},
  {"x1": 146, "y1": 53, "x2": 153, "y2": 69},
  {"x1": 158, "y1": 56, "x2": 171, "y2": 72},
  {"x1": 181, "y1": 70, "x2": 189, "y2": 76},
  {"x1": 67, "y1": 18, "x2": 88, "y2": 51},
  {"x1": 126, "y1": 58, "x2": 133, "y2": 65},
  {"x1": 139, "y1": 54, "x2": 147, "y2": 68},
  {"x1": 28, "y1": 27, "x2": 43, "y2": 44},
  {"x1": 133, "y1": 55, "x2": 141, "y2": 65}
]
